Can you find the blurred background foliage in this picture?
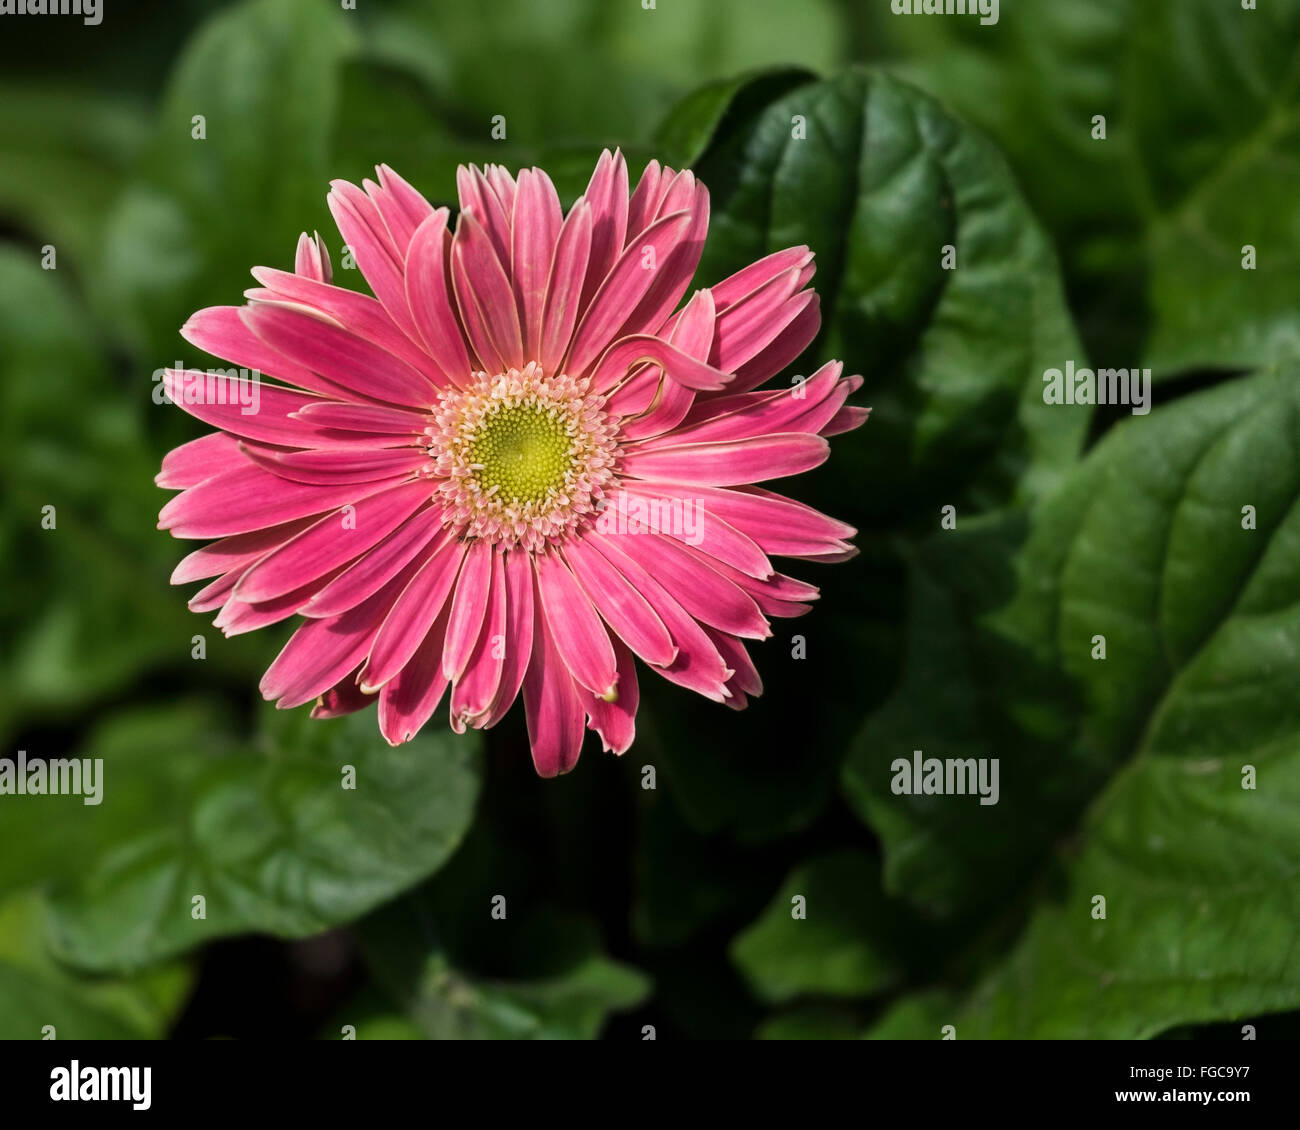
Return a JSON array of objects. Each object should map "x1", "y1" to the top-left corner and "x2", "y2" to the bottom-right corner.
[{"x1": 1, "y1": 0, "x2": 1299, "y2": 1039}]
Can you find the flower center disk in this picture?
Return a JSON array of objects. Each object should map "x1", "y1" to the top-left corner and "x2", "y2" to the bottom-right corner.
[
  {"x1": 469, "y1": 402, "x2": 573, "y2": 505},
  {"x1": 428, "y1": 363, "x2": 619, "y2": 552}
]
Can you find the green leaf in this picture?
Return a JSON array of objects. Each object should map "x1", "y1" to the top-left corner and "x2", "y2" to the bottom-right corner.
[
  {"x1": 841, "y1": 513, "x2": 1086, "y2": 917},
  {"x1": 859, "y1": 363, "x2": 1300, "y2": 1037},
  {"x1": 889, "y1": 0, "x2": 1300, "y2": 372},
  {"x1": 44, "y1": 706, "x2": 481, "y2": 973},
  {"x1": 679, "y1": 67, "x2": 1089, "y2": 529},
  {"x1": 654, "y1": 67, "x2": 816, "y2": 169},
  {"x1": 93, "y1": 0, "x2": 354, "y2": 361},
  {"x1": 0, "y1": 891, "x2": 191, "y2": 1040},
  {"x1": 0, "y1": 702, "x2": 232, "y2": 903},
  {"x1": 730, "y1": 851, "x2": 909, "y2": 1004}
]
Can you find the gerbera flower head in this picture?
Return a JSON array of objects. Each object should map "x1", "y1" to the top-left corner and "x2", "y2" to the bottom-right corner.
[{"x1": 157, "y1": 150, "x2": 867, "y2": 776}]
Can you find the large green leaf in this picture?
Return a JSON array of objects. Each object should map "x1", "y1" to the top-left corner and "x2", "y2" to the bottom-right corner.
[
  {"x1": 683, "y1": 66, "x2": 1089, "y2": 528},
  {"x1": 841, "y1": 512, "x2": 1087, "y2": 917},
  {"x1": 0, "y1": 891, "x2": 191, "y2": 1040},
  {"x1": 857, "y1": 363, "x2": 1300, "y2": 1037},
  {"x1": 885, "y1": 0, "x2": 1300, "y2": 371},
  {"x1": 43, "y1": 705, "x2": 481, "y2": 973}
]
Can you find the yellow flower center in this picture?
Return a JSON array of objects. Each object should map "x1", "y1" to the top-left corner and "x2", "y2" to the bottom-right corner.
[{"x1": 468, "y1": 402, "x2": 574, "y2": 505}]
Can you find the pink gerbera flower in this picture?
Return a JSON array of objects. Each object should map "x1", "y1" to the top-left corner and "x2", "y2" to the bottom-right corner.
[{"x1": 157, "y1": 150, "x2": 866, "y2": 775}]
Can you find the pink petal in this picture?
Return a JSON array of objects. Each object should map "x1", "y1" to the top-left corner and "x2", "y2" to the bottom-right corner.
[
  {"x1": 823, "y1": 403, "x2": 871, "y2": 437},
  {"x1": 238, "y1": 443, "x2": 427, "y2": 486},
  {"x1": 378, "y1": 604, "x2": 452, "y2": 745},
  {"x1": 251, "y1": 266, "x2": 446, "y2": 387},
  {"x1": 726, "y1": 484, "x2": 858, "y2": 558},
  {"x1": 668, "y1": 540, "x2": 820, "y2": 620},
  {"x1": 710, "y1": 246, "x2": 813, "y2": 309},
  {"x1": 303, "y1": 512, "x2": 449, "y2": 619},
  {"x1": 561, "y1": 537, "x2": 677, "y2": 667},
  {"x1": 578, "y1": 148, "x2": 629, "y2": 313},
  {"x1": 294, "y1": 232, "x2": 333, "y2": 284},
  {"x1": 616, "y1": 482, "x2": 772, "y2": 579},
  {"x1": 620, "y1": 432, "x2": 829, "y2": 486},
  {"x1": 456, "y1": 164, "x2": 513, "y2": 269},
  {"x1": 538, "y1": 200, "x2": 593, "y2": 375},
  {"x1": 405, "y1": 210, "x2": 473, "y2": 387},
  {"x1": 311, "y1": 673, "x2": 374, "y2": 719},
  {"x1": 480, "y1": 549, "x2": 536, "y2": 729},
  {"x1": 535, "y1": 550, "x2": 618, "y2": 697},
  {"x1": 233, "y1": 479, "x2": 431, "y2": 603},
  {"x1": 452, "y1": 209, "x2": 524, "y2": 372},
  {"x1": 588, "y1": 334, "x2": 729, "y2": 393},
  {"x1": 374, "y1": 164, "x2": 437, "y2": 255},
  {"x1": 216, "y1": 564, "x2": 350, "y2": 637},
  {"x1": 171, "y1": 517, "x2": 317, "y2": 585},
  {"x1": 710, "y1": 269, "x2": 811, "y2": 374},
  {"x1": 361, "y1": 538, "x2": 468, "y2": 691},
  {"x1": 484, "y1": 164, "x2": 518, "y2": 216},
  {"x1": 260, "y1": 558, "x2": 424, "y2": 709},
  {"x1": 706, "y1": 628, "x2": 763, "y2": 706},
  {"x1": 618, "y1": 177, "x2": 709, "y2": 340},
  {"x1": 585, "y1": 533, "x2": 732, "y2": 701},
  {"x1": 327, "y1": 180, "x2": 421, "y2": 342},
  {"x1": 661, "y1": 361, "x2": 848, "y2": 444},
  {"x1": 523, "y1": 596, "x2": 586, "y2": 777},
  {"x1": 182, "y1": 306, "x2": 362, "y2": 404},
  {"x1": 162, "y1": 369, "x2": 390, "y2": 449},
  {"x1": 566, "y1": 210, "x2": 693, "y2": 377},
  {"x1": 159, "y1": 464, "x2": 392, "y2": 539},
  {"x1": 615, "y1": 288, "x2": 713, "y2": 441},
  {"x1": 188, "y1": 571, "x2": 240, "y2": 613},
  {"x1": 241, "y1": 301, "x2": 437, "y2": 409},
  {"x1": 156, "y1": 431, "x2": 242, "y2": 488},
  {"x1": 626, "y1": 159, "x2": 668, "y2": 244},
  {"x1": 725, "y1": 297, "x2": 821, "y2": 396},
  {"x1": 441, "y1": 537, "x2": 493, "y2": 682},
  {"x1": 577, "y1": 638, "x2": 639, "y2": 754},
  {"x1": 610, "y1": 531, "x2": 769, "y2": 640},
  {"x1": 511, "y1": 168, "x2": 563, "y2": 360},
  {"x1": 449, "y1": 547, "x2": 508, "y2": 730},
  {"x1": 290, "y1": 400, "x2": 426, "y2": 434}
]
